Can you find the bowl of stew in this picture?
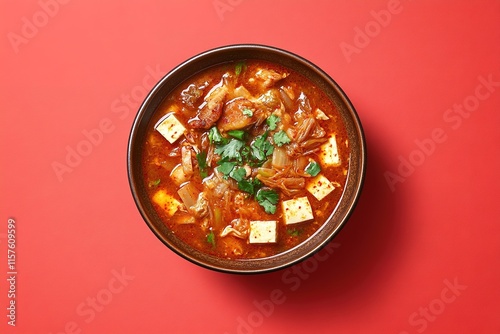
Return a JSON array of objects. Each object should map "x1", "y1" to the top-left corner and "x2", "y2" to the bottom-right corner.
[{"x1": 127, "y1": 44, "x2": 366, "y2": 274}]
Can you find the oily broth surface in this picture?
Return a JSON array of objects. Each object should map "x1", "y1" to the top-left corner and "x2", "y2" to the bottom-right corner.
[{"x1": 141, "y1": 60, "x2": 349, "y2": 259}]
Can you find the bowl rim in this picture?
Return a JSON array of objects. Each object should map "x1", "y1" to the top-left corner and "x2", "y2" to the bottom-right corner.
[{"x1": 127, "y1": 43, "x2": 367, "y2": 274}]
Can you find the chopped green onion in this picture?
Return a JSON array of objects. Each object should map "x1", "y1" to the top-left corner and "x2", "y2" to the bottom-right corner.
[
  {"x1": 196, "y1": 151, "x2": 208, "y2": 178},
  {"x1": 235, "y1": 61, "x2": 246, "y2": 76},
  {"x1": 148, "y1": 179, "x2": 161, "y2": 187},
  {"x1": 214, "y1": 208, "x2": 223, "y2": 229},
  {"x1": 305, "y1": 161, "x2": 321, "y2": 177},
  {"x1": 242, "y1": 108, "x2": 253, "y2": 117},
  {"x1": 227, "y1": 130, "x2": 247, "y2": 140},
  {"x1": 206, "y1": 231, "x2": 216, "y2": 248},
  {"x1": 287, "y1": 229, "x2": 301, "y2": 237}
]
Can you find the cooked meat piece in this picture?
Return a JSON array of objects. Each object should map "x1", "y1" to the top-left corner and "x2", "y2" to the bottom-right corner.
[
  {"x1": 188, "y1": 85, "x2": 228, "y2": 129},
  {"x1": 218, "y1": 98, "x2": 256, "y2": 132}
]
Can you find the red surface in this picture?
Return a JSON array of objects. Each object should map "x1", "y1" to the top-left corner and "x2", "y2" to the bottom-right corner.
[{"x1": 1, "y1": 1, "x2": 499, "y2": 333}]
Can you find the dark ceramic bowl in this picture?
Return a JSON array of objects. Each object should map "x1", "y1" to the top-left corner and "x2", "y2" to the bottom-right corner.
[{"x1": 127, "y1": 44, "x2": 366, "y2": 274}]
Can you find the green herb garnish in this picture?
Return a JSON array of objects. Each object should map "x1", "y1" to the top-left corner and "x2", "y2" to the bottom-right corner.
[
  {"x1": 255, "y1": 188, "x2": 279, "y2": 214},
  {"x1": 214, "y1": 139, "x2": 245, "y2": 163},
  {"x1": 238, "y1": 178, "x2": 262, "y2": 196},
  {"x1": 196, "y1": 151, "x2": 208, "y2": 178},
  {"x1": 217, "y1": 161, "x2": 236, "y2": 177},
  {"x1": 287, "y1": 229, "x2": 301, "y2": 237},
  {"x1": 250, "y1": 131, "x2": 274, "y2": 164},
  {"x1": 266, "y1": 114, "x2": 280, "y2": 130},
  {"x1": 227, "y1": 130, "x2": 247, "y2": 141},
  {"x1": 206, "y1": 231, "x2": 216, "y2": 248},
  {"x1": 148, "y1": 179, "x2": 161, "y2": 187},
  {"x1": 229, "y1": 167, "x2": 247, "y2": 182},
  {"x1": 242, "y1": 108, "x2": 253, "y2": 117},
  {"x1": 235, "y1": 61, "x2": 247, "y2": 76},
  {"x1": 273, "y1": 130, "x2": 291, "y2": 147},
  {"x1": 305, "y1": 161, "x2": 321, "y2": 177},
  {"x1": 208, "y1": 126, "x2": 227, "y2": 145}
]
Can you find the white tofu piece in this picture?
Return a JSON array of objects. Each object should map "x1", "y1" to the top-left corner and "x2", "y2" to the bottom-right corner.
[
  {"x1": 282, "y1": 197, "x2": 314, "y2": 225},
  {"x1": 319, "y1": 134, "x2": 340, "y2": 167},
  {"x1": 249, "y1": 221, "x2": 277, "y2": 244},
  {"x1": 152, "y1": 189, "x2": 181, "y2": 217},
  {"x1": 155, "y1": 113, "x2": 186, "y2": 144},
  {"x1": 306, "y1": 174, "x2": 335, "y2": 201}
]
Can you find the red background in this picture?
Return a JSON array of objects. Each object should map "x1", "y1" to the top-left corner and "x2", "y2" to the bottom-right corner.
[{"x1": 1, "y1": 1, "x2": 499, "y2": 333}]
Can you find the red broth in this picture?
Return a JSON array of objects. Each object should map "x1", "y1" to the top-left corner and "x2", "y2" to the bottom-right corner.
[{"x1": 141, "y1": 60, "x2": 349, "y2": 259}]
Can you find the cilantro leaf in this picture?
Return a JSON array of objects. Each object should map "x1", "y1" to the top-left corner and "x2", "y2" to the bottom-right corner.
[
  {"x1": 305, "y1": 161, "x2": 321, "y2": 177},
  {"x1": 287, "y1": 229, "x2": 301, "y2": 237},
  {"x1": 217, "y1": 161, "x2": 236, "y2": 177},
  {"x1": 214, "y1": 139, "x2": 245, "y2": 162},
  {"x1": 208, "y1": 126, "x2": 227, "y2": 145},
  {"x1": 238, "y1": 177, "x2": 262, "y2": 196},
  {"x1": 229, "y1": 167, "x2": 247, "y2": 182},
  {"x1": 256, "y1": 188, "x2": 279, "y2": 214},
  {"x1": 250, "y1": 132, "x2": 274, "y2": 164},
  {"x1": 266, "y1": 114, "x2": 280, "y2": 130},
  {"x1": 241, "y1": 145, "x2": 251, "y2": 161},
  {"x1": 273, "y1": 130, "x2": 291, "y2": 147},
  {"x1": 238, "y1": 179, "x2": 254, "y2": 194}
]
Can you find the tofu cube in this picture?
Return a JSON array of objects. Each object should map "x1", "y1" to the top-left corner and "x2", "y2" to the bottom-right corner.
[
  {"x1": 152, "y1": 189, "x2": 181, "y2": 217},
  {"x1": 306, "y1": 174, "x2": 335, "y2": 201},
  {"x1": 155, "y1": 113, "x2": 186, "y2": 144},
  {"x1": 282, "y1": 197, "x2": 314, "y2": 225},
  {"x1": 319, "y1": 134, "x2": 340, "y2": 166},
  {"x1": 249, "y1": 221, "x2": 277, "y2": 244}
]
